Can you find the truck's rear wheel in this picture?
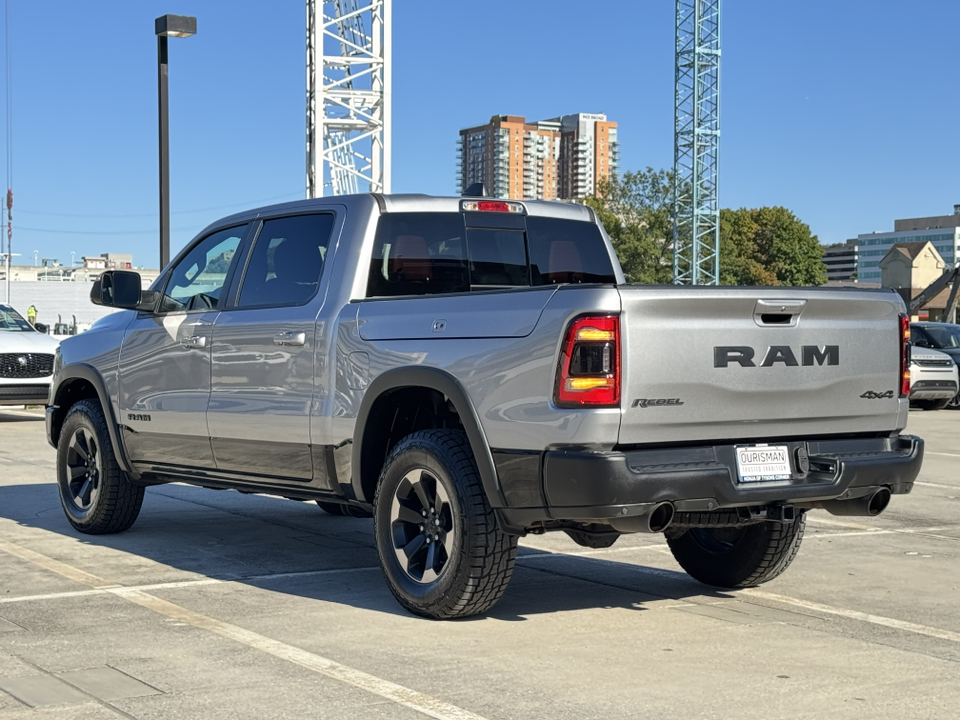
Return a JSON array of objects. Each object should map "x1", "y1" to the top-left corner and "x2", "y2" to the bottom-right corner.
[
  {"x1": 666, "y1": 512, "x2": 805, "y2": 588},
  {"x1": 56, "y1": 399, "x2": 144, "y2": 534},
  {"x1": 373, "y1": 429, "x2": 517, "y2": 619}
]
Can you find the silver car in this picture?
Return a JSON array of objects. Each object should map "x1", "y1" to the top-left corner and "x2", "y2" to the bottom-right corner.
[{"x1": 0, "y1": 304, "x2": 61, "y2": 406}]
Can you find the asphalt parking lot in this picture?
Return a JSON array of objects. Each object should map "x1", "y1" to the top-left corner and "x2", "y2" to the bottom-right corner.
[{"x1": 0, "y1": 408, "x2": 958, "y2": 720}]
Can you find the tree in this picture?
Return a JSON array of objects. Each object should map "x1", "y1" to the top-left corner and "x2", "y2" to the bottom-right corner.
[
  {"x1": 584, "y1": 169, "x2": 826, "y2": 286},
  {"x1": 719, "y1": 207, "x2": 827, "y2": 286},
  {"x1": 582, "y1": 168, "x2": 675, "y2": 284}
]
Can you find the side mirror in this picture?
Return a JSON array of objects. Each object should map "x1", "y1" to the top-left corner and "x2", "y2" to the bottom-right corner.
[
  {"x1": 90, "y1": 270, "x2": 157, "y2": 311},
  {"x1": 34, "y1": 322, "x2": 49, "y2": 334}
]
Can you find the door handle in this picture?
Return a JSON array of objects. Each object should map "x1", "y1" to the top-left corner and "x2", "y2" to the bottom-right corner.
[
  {"x1": 274, "y1": 331, "x2": 306, "y2": 347},
  {"x1": 180, "y1": 335, "x2": 207, "y2": 349}
]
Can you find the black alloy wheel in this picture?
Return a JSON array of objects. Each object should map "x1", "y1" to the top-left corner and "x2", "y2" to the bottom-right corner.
[
  {"x1": 388, "y1": 467, "x2": 456, "y2": 584},
  {"x1": 63, "y1": 426, "x2": 102, "y2": 512}
]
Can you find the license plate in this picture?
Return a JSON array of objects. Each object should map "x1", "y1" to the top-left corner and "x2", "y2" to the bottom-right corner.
[{"x1": 735, "y1": 445, "x2": 791, "y2": 483}]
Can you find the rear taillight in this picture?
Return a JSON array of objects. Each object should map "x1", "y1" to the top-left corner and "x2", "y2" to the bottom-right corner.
[
  {"x1": 555, "y1": 315, "x2": 620, "y2": 408},
  {"x1": 899, "y1": 313, "x2": 911, "y2": 397}
]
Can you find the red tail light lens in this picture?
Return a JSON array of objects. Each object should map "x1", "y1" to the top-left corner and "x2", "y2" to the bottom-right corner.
[
  {"x1": 899, "y1": 313, "x2": 911, "y2": 398},
  {"x1": 555, "y1": 315, "x2": 620, "y2": 408},
  {"x1": 460, "y1": 200, "x2": 524, "y2": 214}
]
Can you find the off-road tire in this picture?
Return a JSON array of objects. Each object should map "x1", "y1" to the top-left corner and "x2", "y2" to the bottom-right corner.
[
  {"x1": 946, "y1": 392, "x2": 960, "y2": 410},
  {"x1": 373, "y1": 429, "x2": 517, "y2": 619},
  {"x1": 316, "y1": 500, "x2": 373, "y2": 518},
  {"x1": 666, "y1": 512, "x2": 806, "y2": 588},
  {"x1": 56, "y1": 399, "x2": 144, "y2": 534}
]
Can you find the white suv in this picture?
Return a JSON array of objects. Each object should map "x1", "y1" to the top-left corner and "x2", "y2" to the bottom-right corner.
[
  {"x1": 0, "y1": 304, "x2": 60, "y2": 406},
  {"x1": 909, "y1": 346, "x2": 958, "y2": 410}
]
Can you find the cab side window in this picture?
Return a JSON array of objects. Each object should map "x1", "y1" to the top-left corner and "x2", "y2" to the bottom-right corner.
[
  {"x1": 236, "y1": 213, "x2": 335, "y2": 308},
  {"x1": 160, "y1": 226, "x2": 245, "y2": 313},
  {"x1": 366, "y1": 213, "x2": 469, "y2": 297}
]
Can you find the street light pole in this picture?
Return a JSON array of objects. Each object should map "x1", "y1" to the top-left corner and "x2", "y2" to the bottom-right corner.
[{"x1": 155, "y1": 14, "x2": 196, "y2": 271}]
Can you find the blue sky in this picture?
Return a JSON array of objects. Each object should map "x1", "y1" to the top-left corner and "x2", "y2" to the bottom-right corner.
[{"x1": 1, "y1": 0, "x2": 957, "y2": 269}]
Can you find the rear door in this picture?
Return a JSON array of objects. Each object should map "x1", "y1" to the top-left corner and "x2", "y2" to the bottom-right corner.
[
  {"x1": 617, "y1": 287, "x2": 907, "y2": 445},
  {"x1": 207, "y1": 211, "x2": 339, "y2": 481}
]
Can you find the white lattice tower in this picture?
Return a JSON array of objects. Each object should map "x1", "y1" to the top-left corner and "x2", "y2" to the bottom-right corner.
[{"x1": 307, "y1": 0, "x2": 391, "y2": 197}]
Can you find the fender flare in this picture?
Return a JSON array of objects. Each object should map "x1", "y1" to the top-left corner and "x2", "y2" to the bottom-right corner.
[
  {"x1": 51, "y1": 364, "x2": 140, "y2": 480},
  {"x1": 351, "y1": 366, "x2": 505, "y2": 508}
]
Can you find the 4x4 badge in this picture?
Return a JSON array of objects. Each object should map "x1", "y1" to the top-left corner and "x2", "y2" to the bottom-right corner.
[{"x1": 860, "y1": 390, "x2": 895, "y2": 399}]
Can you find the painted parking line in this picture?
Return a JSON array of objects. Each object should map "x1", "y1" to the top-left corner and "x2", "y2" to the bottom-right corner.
[
  {"x1": 914, "y1": 480, "x2": 960, "y2": 491},
  {"x1": 804, "y1": 515, "x2": 876, "y2": 530},
  {"x1": 0, "y1": 540, "x2": 487, "y2": 720},
  {"x1": 741, "y1": 588, "x2": 960, "y2": 645},
  {"x1": 111, "y1": 587, "x2": 490, "y2": 720},
  {"x1": 0, "y1": 567, "x2": 384, "y2": 606},
  {"x1": 0, "y1": 539, "x2": 114, "y2": 587},
  {"x1": 926, "y1": 452, "x2": 960, "y2": 459},
  {"x1": 519, "y1": 547, "x2": 960, "y2": 645}
]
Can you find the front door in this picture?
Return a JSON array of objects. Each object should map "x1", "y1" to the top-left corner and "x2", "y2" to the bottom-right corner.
[
  {"x1": 119, "y1": 225, "x2": 247, "y2": 469},
  {"x1": 208, "y1": 212, "x2": 337, "y2": 481}
]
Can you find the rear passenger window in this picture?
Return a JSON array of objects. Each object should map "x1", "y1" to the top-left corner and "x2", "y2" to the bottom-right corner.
[{"x1": 237, "y1": 213, "x2": 335, "y2": 308}]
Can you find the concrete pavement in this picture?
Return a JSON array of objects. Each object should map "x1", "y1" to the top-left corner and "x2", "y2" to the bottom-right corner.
[{"x1": 0, "y1": 407, "x2": 957, "y2": 719}]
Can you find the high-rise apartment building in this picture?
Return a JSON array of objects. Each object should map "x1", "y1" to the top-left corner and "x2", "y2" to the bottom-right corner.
[{"x1": 456, "y1": 113, "x2": 618, "y2": 201}]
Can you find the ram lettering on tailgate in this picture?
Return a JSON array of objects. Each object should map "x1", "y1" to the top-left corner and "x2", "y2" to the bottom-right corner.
[{"x1": 714, "y1": 345, "x2": 839, "y2": 368}]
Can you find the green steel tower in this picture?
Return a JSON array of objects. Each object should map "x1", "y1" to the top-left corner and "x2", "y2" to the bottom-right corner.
[{"x1": 673, "y1": 0, "x2": 721, "y2": 285}]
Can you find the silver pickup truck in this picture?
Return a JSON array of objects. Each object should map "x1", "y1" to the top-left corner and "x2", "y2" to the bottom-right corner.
[{"x1": 46, "y1": 193, "x2": 923, "y2": 619}]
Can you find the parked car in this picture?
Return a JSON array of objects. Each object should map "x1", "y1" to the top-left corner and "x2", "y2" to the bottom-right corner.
[
  {"x1": 46, "y1": 193, "x2": 923, "y2": 619},
  {"x1": 0, "y1": 303, "x2": 61, "y2": 406},
  {"x1": 908, "y1": 346, "x2": 958, "y2": 410},
  {"x1": 911, "y1": 322, "x2": 960, "y2": 409}
]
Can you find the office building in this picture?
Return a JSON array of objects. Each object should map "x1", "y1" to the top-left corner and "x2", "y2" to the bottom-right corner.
[
  {"x1": 856, "y1": 206, "x2": 960, "y2": 282},
  {"x1": 822, "y1": 238, "x2": 858, "y2": 282},
  {"x1": 456, "y1": 113, "x2": 618, "y2": 201}
]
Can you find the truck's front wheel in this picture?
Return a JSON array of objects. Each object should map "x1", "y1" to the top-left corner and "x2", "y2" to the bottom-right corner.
[
  {"x1": 373, "y1": 429, "x2": 517, "y2": 619},
  {"x1": 666, "y1": 513, "x2": 806, "y2": 588},
  {"x1": 56, "y1": 399, "x2": 144, "y2": 534}
]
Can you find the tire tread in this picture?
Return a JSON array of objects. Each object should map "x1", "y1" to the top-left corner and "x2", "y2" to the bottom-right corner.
[
  {"x1": 59, "y1": 399, "x2": 144, "y2": 534},
  {"x1": 667, "y1": 513, "x2": 806, "y2": 588},
  {"x1": 375, "y1": 429, "x2": 517, "y2": 619}
]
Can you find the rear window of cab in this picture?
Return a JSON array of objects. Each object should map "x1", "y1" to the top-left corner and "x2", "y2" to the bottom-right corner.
[{"x1": 366, "y1": 212, "x2": 617, "y2": 297}]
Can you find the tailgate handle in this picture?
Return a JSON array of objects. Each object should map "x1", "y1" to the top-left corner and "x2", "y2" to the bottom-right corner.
[{"x1": 754, "y1": 299, "x2": 806, "y2": 327}]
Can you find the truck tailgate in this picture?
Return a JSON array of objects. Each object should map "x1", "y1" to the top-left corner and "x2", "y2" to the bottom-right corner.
[{"x1": 617, "y1": 286, "x2": 907, "y2": 445}]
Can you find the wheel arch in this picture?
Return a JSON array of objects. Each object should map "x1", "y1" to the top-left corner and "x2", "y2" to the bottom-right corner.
[
  {"x1": 351, "y1": 367, "x2": 504, "y2": 509},
  {"x1": 50, "y1": 364, "x2": 140, "y2": 479}
]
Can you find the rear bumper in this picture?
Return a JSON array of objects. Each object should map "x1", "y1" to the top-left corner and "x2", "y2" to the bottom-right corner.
[
  {"x1": 909, "y1": 379, "x2": 958, "y2": 400},
  {"x1": 495, "y1": 435, "x2": 923, "y2": 532}
]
